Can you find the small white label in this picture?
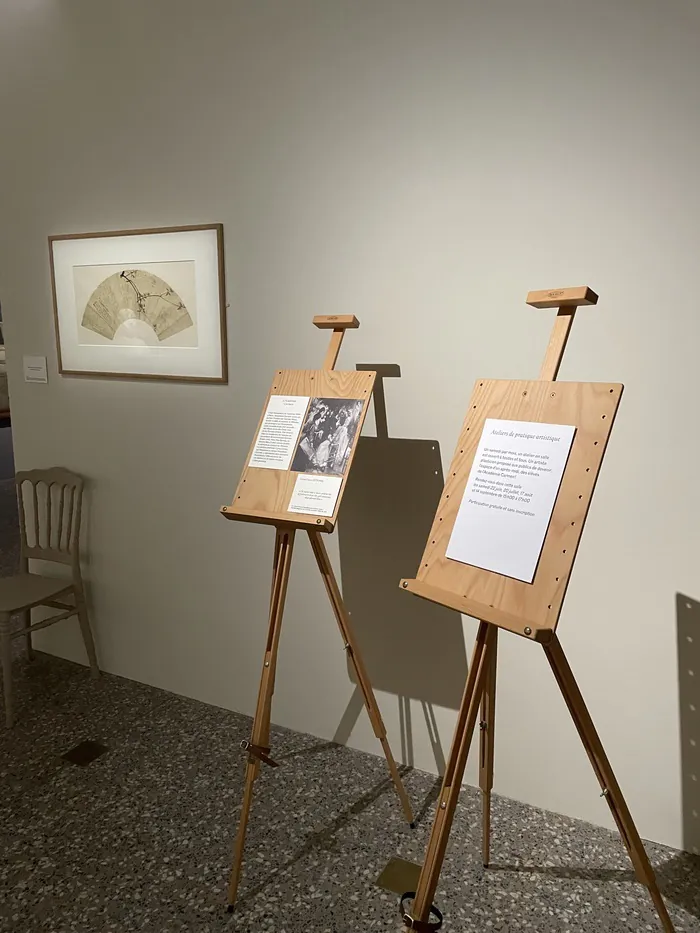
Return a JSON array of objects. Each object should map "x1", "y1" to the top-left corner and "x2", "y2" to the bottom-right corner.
[
  {"x1": 288, "y1": 473, "x2": 343, "y2": 517},
  {"x1": 23, "y1": 356, "x2": 48, "y2": 383}
]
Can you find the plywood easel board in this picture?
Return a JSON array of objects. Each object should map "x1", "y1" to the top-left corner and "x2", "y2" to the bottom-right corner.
[
  {"x1": 402, "y1": 378, "x2": 622, "y2": 641},
  {"x1": 222, "y1": 368, "x2": 376, "y2": 532}
]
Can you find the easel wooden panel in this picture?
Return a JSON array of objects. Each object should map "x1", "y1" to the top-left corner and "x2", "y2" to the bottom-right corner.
[
  {"x1": 222, "y1": 368, "x2": 375, "y2": 531},
  {"x1": 403, "y1": 378, "x2": 622, "y2": 641}
]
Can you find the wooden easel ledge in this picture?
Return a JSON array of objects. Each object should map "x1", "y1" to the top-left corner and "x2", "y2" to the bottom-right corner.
[
  {"x1": 400, "y1": 579, "x2": 550, "y2": 642},
  {"x1": 220, "y1": 506, "x2": 333, "y2": 533}
]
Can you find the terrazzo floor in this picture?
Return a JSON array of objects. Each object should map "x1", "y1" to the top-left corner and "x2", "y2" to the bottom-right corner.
[{"x1": 1, "y1": 481, "x2": 699, "y2": 932}]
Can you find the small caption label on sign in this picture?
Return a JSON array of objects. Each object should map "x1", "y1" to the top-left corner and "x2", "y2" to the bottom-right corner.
[{"x1": 23, "y1": 356, "x2": 48, "y2": 384}]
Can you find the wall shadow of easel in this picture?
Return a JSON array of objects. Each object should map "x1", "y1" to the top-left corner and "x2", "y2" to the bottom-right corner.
[
  {"x1": 335, "y1": 364, "x2": 468, "y2": 785},
  {"x1": 653, "y1": 593, "x2": 700, "y2": 921}
]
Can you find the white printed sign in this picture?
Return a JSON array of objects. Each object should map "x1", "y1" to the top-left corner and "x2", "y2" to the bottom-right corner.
[
  {"x1": 446, "y1": 418, "x2": 576, "y2": 582},
  {"x1": 288, "y1": 474, "x2": 343, "y2": 517},
  {"x1": 249, "y1": 395, "x2": 310, "y2": 470},
  {"x1": 23, "y1": 356, "x2": 48, "y2": 384}
]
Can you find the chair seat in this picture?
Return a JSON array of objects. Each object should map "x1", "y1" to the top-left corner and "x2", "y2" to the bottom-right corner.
[{"x1": 0, "y1": 573, "x2": 73, "y2": 614}]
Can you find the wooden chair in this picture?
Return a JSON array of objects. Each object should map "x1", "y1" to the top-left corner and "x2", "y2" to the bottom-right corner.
[{"x1": 0, "y1": 468, "x2": 99, "y2": 727}]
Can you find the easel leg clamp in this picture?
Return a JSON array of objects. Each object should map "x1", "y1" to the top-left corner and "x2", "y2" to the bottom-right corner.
[{"x1": 240, "y1": 739, "x2": 279, "y2": 768}]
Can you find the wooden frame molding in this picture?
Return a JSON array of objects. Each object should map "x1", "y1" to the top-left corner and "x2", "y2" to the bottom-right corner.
[{"x1": 48, "y1": 223, "x2": 228, "y2": 384}]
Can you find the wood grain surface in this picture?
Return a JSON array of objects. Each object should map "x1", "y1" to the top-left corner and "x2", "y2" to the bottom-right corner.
[
  {"x1": 402, "y1": 378, "x2": 622, "y2": 639},
  {"x1": 223, "y1": 368, "x2": 376, "y2": 531}
]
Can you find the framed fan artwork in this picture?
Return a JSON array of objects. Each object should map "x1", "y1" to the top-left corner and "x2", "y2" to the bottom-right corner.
[{"x1": 49, "y1": 224, "x2": 227, "y2": 382}]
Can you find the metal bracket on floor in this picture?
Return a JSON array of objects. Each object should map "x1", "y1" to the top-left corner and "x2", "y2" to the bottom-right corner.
[{"x1": 240, "y1": 740, "x2": 279, "y2": 768}]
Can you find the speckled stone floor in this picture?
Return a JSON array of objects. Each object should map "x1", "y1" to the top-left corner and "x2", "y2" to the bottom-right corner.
[{"x1": 1, "y1": 481, "x2": 699, "y2": 932}]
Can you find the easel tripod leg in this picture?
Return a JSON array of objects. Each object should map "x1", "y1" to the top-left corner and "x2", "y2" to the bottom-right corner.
[
  {"x1": 307, "y1": 530, "x2": 414, "y2": 825},
  {"x1": 479, "y1": 628, "x2": 498, "y2": 867},
  {"x1": 227, "y1": 528, "x2": 296, "y2": 910},
  {"x1": 408, "y1": 622, "x2": 496, "y2": 926},
  {"x1": 228, "y1": 758, "x2": 258, "y2": 909},
  {"x1": 543, "y1": 636, "x2": 675, "y2": 933}
]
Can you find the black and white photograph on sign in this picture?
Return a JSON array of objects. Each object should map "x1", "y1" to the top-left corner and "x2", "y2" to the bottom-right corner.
[{"x1": 291, "y1": 397, "x2": 364, "y2": 476}]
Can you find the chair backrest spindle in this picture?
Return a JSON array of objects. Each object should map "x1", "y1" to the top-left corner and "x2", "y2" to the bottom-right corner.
[
  {"x1": 15, "y1": 468, "x2": 84, "y2": 566},
  {"x1": 32, "y1": 482, "x2": 40, "y2": 549},
  {"x1": 66, "y1": 485, "x2": 75, "y2": 553}
]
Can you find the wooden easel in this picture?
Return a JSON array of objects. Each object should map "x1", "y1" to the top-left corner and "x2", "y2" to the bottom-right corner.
[
  {"x1": 221, "y1": 315, "x2": 414, "y2": 911},
  {"x1": 397, "y1": 287, "x2": 675, "y2": 932}
]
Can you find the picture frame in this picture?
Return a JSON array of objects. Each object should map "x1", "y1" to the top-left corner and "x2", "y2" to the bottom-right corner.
[{"x1": 49, "y1": 223, "x2": 227, "y2": 383}]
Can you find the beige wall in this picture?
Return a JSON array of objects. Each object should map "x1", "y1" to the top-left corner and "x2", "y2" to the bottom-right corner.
[{"x1": 1, "y1": 0, "x2": 699, "y2": 852}]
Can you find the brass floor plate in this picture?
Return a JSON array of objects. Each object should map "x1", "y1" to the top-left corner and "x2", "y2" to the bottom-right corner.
[{"x1": 375, "y1": 856, "x2": 422, "y2": 895}]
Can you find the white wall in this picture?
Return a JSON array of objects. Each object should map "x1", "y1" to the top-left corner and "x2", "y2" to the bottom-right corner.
[{"x1": 1, "y1": 0, "x2": 699, "y2": 852}]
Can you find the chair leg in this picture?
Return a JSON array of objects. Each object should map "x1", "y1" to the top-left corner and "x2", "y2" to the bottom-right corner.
[
  {"x1": 20, "y1": 610, "x2": 34, "y2": 661},
  {"x1": 75, "y1": 588, "x2": 99, "y2": 679},
  {"x1": 0, "y1": 615, "x2": 14, "y2": 728}
]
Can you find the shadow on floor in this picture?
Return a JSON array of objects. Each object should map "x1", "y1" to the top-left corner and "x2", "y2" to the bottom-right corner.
[
  {"x1": 488, "y1": 838, "x2": 700, "y2": 920},
  {"x1": 659, "y1": 851, "x2": 700, "y2": 920},
  {"x1": 410, "y1": 774, "x2": 442, "y2": 829},
  {"x1": 488, "y1": 862, "x2": 636, "y2": 883},
  {"x1": 235, "y1": 764, "x2": 413, "y2": 909}
]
